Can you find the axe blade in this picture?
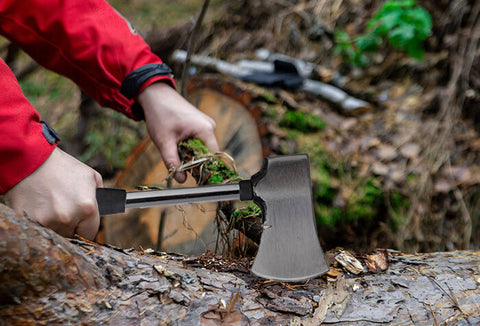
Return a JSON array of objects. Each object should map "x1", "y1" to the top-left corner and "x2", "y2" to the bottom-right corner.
[{"x1": 251, "y1": 154, "x2": 329, "y2": 282}]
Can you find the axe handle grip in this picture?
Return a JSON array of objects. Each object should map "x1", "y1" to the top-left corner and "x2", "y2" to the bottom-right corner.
[{"x1": 239, "y1": 180, "x2": 253, "y2": 201}]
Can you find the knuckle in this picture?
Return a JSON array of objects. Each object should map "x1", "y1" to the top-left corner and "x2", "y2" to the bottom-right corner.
[
  {"x1": 78, "y1": 199, "x2": 98, "y2": 218},
  {"x1": 55, "y1": 212, "x2": 74, "y2": 229},
  {"x1": 202, "y1": 121, "x2": 215, "y2": 134}
]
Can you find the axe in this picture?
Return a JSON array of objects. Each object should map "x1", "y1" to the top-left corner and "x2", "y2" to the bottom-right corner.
[{"x1": 96, "y1": 154, "x2": 329, "y2": 282}]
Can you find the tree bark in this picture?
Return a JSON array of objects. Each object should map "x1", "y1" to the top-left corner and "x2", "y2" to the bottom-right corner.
[{"x1": 1, "y1": 203, "x2": 480, "y2": 325}]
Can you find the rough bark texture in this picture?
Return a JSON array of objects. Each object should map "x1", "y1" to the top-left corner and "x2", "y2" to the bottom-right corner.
[{"x1": 1, "y1": 204, "x2": 480, "y2": 325}]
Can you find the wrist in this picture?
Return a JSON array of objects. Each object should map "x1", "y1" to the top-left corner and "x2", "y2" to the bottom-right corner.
[
  {"x1": 121, "y1": 63, "x2": 175, "y2": 120},
  {"x1": 137, "y1": 82, "x2": 180, "y2": 110}
]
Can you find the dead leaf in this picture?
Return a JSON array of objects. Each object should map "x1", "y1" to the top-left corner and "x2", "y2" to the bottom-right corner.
[
  {"x1": 277, "y1": 90, "x2": 299, "y2": 109},
  {"x1": 434, "y1": 179, "x2": 453, "y2": 193},
  {"x1": 359, "y1": 136, "x2": 380, "y2": 150},
  {"x1": 400, "y1": 143, "x2": 421, "y2": 159},
  {"x1": 335, "y1": 250, "x2": 365, "y2": 275},
  {"x1": 372, "y1": 162, "x2": 389, "y2": 176},
  {"x1": 340, "y1": 118, "x2": 357, "y2": 131},
  {"x1": 449, "y1": 165, "x2": 480, "y2": 186},
  {"x1": 365, "y1": 250, "x2": 389, "y2": 273},
  {"x1": 201, "y1": 305, "x2": 248, "y2": 325},
  {"x1": 326, "y1": 267, "x2": 343, "y2": 278},
  {"x1": 376, "y1": 144, "x2": 398, "y2": 161},
  {"x1": 389, "y1": 163, "x2": 405, "y2": 183}
]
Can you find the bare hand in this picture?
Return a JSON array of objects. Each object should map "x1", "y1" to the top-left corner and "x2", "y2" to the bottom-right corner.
[
  {"x1": 5, "y1": 147, "x2": 103, "y2": 240},
  {"x1": 137, "y1": 82, "x2": 219, "y2": 182}
]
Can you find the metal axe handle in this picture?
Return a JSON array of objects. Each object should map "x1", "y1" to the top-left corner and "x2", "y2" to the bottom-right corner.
[{"x1": 96, "y1": 180, "x2": 253, "y2": 216}]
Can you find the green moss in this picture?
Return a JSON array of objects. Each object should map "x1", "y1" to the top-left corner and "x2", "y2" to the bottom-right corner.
[
  {"x1": 178, "y1": 138, "x2": 211, "y2": 155},
  {"x1": 260, "y1": 91, "x2": 278, "y2": 104},
  {"x1": 345, "y1": 179, "x2": 382, "y2": 222},
  {"x1": 388, "y1": 192, "x2": 410, "y2": 231},
  {"x1": 313, "y1": 169, "x2": 409, "y2": 231},
  {"x1": 264, "y1": 105, "x2": 282, "y2": 120},
  {"x1": 232, "y1": 202, "x2": 262, "y2": 222},
  {"x1": 315, "y1": 204, "x2": 343, "y2": 227},
  {"x1": 280, "y1": 110, "x2": 326, "y2": 133},
  {"x1": 203, "y1": 159, "x2": 238, "y2": 184},
  {"x1": 178, "y1": 138, "x2": 239, "y2": 185},
  {"x1": 305, "y1": 144, "x2": 395, "y2": 229}
]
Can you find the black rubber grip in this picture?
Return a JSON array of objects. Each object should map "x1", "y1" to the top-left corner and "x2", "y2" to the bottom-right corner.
[
  {"x1": 239, "y1": 180, "x2": 253, "y2": 201},
  {"x1": 96, "y1": 188, "x2": 127, "y2": 216}
]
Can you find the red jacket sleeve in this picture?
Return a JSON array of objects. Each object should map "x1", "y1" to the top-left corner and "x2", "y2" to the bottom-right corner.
[
  {"x1": 0, "y1": 0, "x2": 174, "y2": 118},
  {"x1": 0, "y1": 59, "x2": 56, "y2": 194},
  {"x1": 0, "y1": 0, "x2": 175, "y2": 194}
]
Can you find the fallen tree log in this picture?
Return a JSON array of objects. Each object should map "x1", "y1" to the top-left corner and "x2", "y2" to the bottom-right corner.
[{"x1": 1, "y1": 204, "x2": 479, "y2": 325}]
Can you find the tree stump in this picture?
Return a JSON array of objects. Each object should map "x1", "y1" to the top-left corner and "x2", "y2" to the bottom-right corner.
[
  {"x1": 101, "y1": 75, "x2": 277, "y2": 254},
  {"x1": 1, "y1": 204, "x2": 480, "y2": 325}
]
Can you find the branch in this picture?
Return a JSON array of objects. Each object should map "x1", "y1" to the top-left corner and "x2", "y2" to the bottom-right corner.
[
  {"x1": 180, "y1": 0, "x2": 210, "y2": 96},
  {"x1": 172, "y1": 50, "x2": 372, "y2": 115}
]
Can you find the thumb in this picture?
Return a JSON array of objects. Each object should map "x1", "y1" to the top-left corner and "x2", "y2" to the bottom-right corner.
[{"x1": 93, "y1": 170, "x2": 104, "y2": 188}]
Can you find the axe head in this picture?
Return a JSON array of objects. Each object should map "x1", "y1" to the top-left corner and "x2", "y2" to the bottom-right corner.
[{"x1": 250, "y1": 154, "x2": 329, "y2": 282}]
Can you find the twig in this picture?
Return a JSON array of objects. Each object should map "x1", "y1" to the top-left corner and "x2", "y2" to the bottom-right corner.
[
  {"x1": 180, "y1": 0, "x2": 210, "y2": 96},
  {"x1": 156, "y1": 177, "x2": 172, "y2": 252},
  {"x1": 429, "y1": 304, "x2": 439, "y2": 326}
]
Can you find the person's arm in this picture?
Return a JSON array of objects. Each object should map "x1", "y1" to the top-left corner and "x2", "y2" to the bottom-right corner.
[
  {"x1": 0, "y1": 0, "x2": 218, "y2": 239},
  {"x1": 0, "y1": 0, "x2": 174, "y2": 119},
  {"x1": 0, "y1": 59, "x2": 55, "y2": 195},
  {"x1": 0, "y1": 58, "x2": 103, "y2": 240},
  {"x1": 0, "y1": 0, "x2": 218, "y2": 172}
]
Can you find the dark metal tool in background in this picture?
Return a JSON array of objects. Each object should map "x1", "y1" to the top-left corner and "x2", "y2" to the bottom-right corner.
[{"x1": 96, "y1": 154, "x2": 329, "y2": 282}]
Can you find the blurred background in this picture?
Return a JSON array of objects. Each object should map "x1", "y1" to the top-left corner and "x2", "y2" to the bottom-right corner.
[{"x1": 3, "y1": 0, "x2": 480, "y2": 254}]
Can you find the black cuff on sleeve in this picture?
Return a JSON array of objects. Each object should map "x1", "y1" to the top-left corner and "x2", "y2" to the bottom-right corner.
[
  {"x1": 41, "y1": 121, "x2": 60, "y2": 145},
  {"x1": 120, "y1": 63, "x2": 173, "y2": 99}
]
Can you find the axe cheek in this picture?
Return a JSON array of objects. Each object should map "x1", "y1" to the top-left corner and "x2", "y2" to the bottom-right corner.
[{"x1": 250, "y1": 154, "x2": 329, "y2": 282}]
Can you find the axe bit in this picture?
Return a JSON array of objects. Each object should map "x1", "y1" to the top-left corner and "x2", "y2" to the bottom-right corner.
[{"x1": 96, "y1": 154, "x2": 329, "y2": 282}]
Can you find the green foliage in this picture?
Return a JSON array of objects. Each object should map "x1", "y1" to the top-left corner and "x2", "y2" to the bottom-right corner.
[
  {"x1": 334, "y1": 0, "x2": 432, "y2": 66},
  {"x1": 19, "y1": 74, "x2": 69, "y2": 107},
  {"x1": 19, "y1": 80, "x2": 47, "y2": 106},
  {"x1": 79, "y1": 112, "x2": 140, "y2": 170},
  {"x1": 314, "y1": 175, "x2": 383, "y2": 227},
  {"x1": 304, "y1": 145, "x2": 409, "y2": 230},
  {"x1": 279, "y1": 110, "x2": 327, "y2": 133},
  {"x1": 333, "y1": 30, "x2": 370, "y2": 67}
]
